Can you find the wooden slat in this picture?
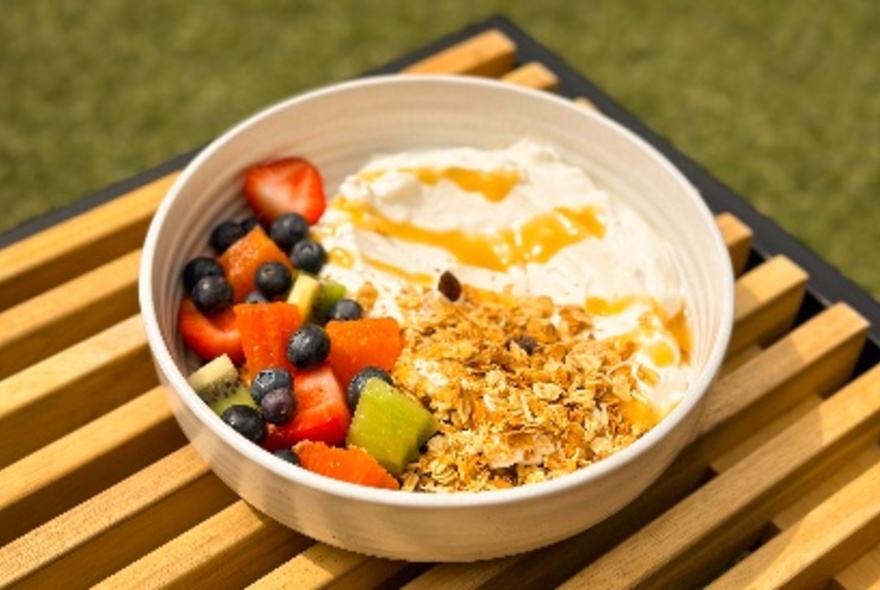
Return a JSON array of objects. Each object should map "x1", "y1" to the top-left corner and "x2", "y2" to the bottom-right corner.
[
  {"x1": 0, "y1": 446, "x2": 229, "y2": 588},
  {"x1": 0, "y1": 315, "x2": 154, "y2": 468},
  {"x1": 835, "y1": 547, "x2": 880, "y2": 589},
  {"x1": 716, "y1": 211, "x2": 753, "y2": 276},
  {"x1": 728, "y1": 255, "x2": 808, "y2": 356},
  {"x1": 251, "y1": 544, "x2": 372, "y2": 590},
  {"x1": 500, "y1": 61, "x2": 559, "y2": 90},
  {"x1": 403, "y1": 29, "x2": 516, "y2": 77},
  {"x1": 559, "y1": 364, "x2": 880, "y2": 589},
  {"x1": 0, "y1": 386, "x2": 185, "y2": 547},
  {"x1": 708, "y1": 453, "x2": 880, "y2": 589},
  {"x1": 0, "y1": 173, "x2": 175, "y2": 310},
  {"x1": 0, "y1": 249, "x2": 141, "y2": 379},
  {"x1": 95, "y1": 501, "x2": 313, "y2": 589}
]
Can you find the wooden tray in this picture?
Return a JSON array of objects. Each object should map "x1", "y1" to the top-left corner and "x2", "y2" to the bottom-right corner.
[{"x1": 2, "y1": 21, "x2": 880, "y2": 589}]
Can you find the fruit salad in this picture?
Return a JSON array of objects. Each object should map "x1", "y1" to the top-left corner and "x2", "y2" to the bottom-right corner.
[{"x1": 178, "y1": 143, "x2": 692, "y2": 492}]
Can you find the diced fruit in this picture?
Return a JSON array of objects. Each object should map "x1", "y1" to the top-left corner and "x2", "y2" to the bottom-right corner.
[
  {"x1": 250, "y1": 367, "x2": 292, "y2": 403},
  {"x1": 290, "y1": 239, "x2": 327, "y2": 274},
  {"x1": 187, "y1": 353, "x2": 239, "y2": 404},
  {"x1": 347, "y1": 379, "x2": 438, "y2": 476},
  {"x1": 296, "y1": 441, "x2": 399, "y2": 490},
  {"x1": 210, "y1": 219, "x2": 247, "y2": 254},
  {"x1": 325, "y1": 317, "x2": 403, "y2": 389},
  {"x1": 326, "y1": 298, "x2": 363, "y2": 322},
  {"x1": 234, "y1": 302, "x2": 302, "y2": 379},
  {"x1": 221, "y1": 405, "x2": 267, "y2": 444},
  {"x1": 182, "y1": 256, "x2": 224, "y2": 292},
  {"x1": 192, "y1": 275, "x2": 234, "y2": 315},
  {"x1": 286, "y1": 273, "x2": 321, "y2": 321},
  {"x1": 219, "y1": 225, "x2": 294, "y2": 302},
  {"x1": 312, "y1": 279, "x2": 347, "y2": 324},
  {"x1": 210, "y1": 384, "x2": 258, "y2": 416},
  {"x1": 178, "y1": 297, "x2": 243, "y2": 363},
  {"x1": 244, "y1": 157, "x2": 326, "y2": 225},
  {"x1": 254, "y1": 261, "x2": 293, "y2": 300},
  {"x1": 346, "y1": 366, "x2": 393, "y2": 410},
  {"x1": 287, "y1": 324, "x2": 331, "y2": 369},
  {"x1": 261, "y1": 388, "x2": 296, "y2": 425},
  {"x1": 264, "y1": 364, "x2": 351, "y2": 449},
  {"x1": 269, "y1": 212, "x2": 310, "y2": 253}
]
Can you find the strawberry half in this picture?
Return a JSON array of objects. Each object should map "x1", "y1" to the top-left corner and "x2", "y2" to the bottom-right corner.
[
  {"x1": 244, "y1": 157, "x2": 326, "y2": 225},
  {"x1": 264, "y1": 363, "x2": 351, "y2": 450},
  {"x1": 178, "y1": 297, "x2": 244, "y2": 364}
]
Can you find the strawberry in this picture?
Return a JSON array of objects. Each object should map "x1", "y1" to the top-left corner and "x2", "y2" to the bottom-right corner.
[
  {"x1": 234, "y1": 302, "x2": 301, "y2": 380},
  {"x1": 178, "y1": 297, "x2": 244, "y2": 364},
  {"x1": 244, "y1": 157, "x2": 326, "y2": 225},
  {"x1": 264, "y1": 363, "x2": 351, "y2": 450},
  {"x1": 295, "y1": 441, "x2": 400, "y2": 490}
]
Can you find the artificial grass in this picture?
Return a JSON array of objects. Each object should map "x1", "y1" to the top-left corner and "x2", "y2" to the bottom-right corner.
[{"x1": 2, "y1": 1, "x2": 878, "y2": 297}]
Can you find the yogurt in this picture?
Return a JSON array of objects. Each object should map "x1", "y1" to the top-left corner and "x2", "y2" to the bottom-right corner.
[{"x1": 315, "y1": 139, "x2": 691, "y2": 415}]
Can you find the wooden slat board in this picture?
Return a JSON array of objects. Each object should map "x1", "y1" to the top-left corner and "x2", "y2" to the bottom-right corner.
[{"x1": 2, "y1": 27, "x2": 880, "y2": 589}]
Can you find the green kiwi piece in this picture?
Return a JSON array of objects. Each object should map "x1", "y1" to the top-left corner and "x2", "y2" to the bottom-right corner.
[
  {"x1": 346, "y1": 378, "x2": 439, "y2": 476},
  {"x1": 186, "y1": 353, "x2": 257, "y2": 415}
]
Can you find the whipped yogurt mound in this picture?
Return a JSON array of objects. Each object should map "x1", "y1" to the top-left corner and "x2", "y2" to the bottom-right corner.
[{"x1": 315, "y1": 139, "x2": 691, "y2": 415}]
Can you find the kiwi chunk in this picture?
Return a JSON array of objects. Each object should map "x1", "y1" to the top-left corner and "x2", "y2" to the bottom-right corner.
[
  {"x1": 286, "y1": 273, "x2": 321, "y2": 322},
  {"x1": 346, "y1": 379, "x2": 438, "y2": 476},
  {"x1": 186, "y1": 353, "x2": 256, "y2": 416},
  {"x1": 209, "y1": 384, "x2": 258, "y2": 416},
  {"x1": 312, "y1": 279, "x2": 347, "y2": 323},
  {"x1": 187, "y1": 354, "x2": 239, "y2": 404}
]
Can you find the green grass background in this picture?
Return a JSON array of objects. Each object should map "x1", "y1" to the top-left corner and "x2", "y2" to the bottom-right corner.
[{"x1": 2, "y1": 1, "x2": 879, "y2": 298}]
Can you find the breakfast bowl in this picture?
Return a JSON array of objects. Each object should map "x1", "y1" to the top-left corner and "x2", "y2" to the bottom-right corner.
[{"x1": 138, "y1": 74, "x2": 734, "y2": 562}]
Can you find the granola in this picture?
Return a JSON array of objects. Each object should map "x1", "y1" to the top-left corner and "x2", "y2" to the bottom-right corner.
[{"x1": 366, "y1": 282, "x2": 661, "y2": 493}]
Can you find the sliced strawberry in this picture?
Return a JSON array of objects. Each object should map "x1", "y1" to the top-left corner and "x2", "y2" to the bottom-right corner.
[
  {"x1": 265, "y1": 363, "x2": 351, "y2": 450},
  {"x1": 296, "y1": 440, "x2": 400, "y2": 490},
  {"x1": 178, "y1": 297, "x2": 244, "y2": 364},
  {"x1": 244, "y1": 157, "x2": 326, "y2": 225},
  {"x1": 325, "y1": 317, "x2": 403, "y2": 389},
  {"x1": 234, "y1": 302, "x2": 301, "y2": 380},
  {"x1": 219, "y1": 225, "x2": 294, "y2": 302}
]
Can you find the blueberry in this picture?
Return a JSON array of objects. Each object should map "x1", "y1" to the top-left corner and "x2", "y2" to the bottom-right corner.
[
  {"x1": 192, "y1": 275, "x2": 233, "y2": 315},
  {"x1": 326, "y1": 298, "x2": 363, "y2": 322},
  {"x1": 240, "y1": 216, "x2": 261, "y2": 234},
  {"x1": 244, "y1": 291, "x2": 269, "y2": 304},
  {"x1": 261, "y1": 388, "x2": 296, "y2": 425},
  {"x1": 273, "y1": 448, "x2": 300, "y2": 466},
  {"x1": 221, "y1": 405, "x2": 267, "y2": 444},
  {"x1": 254, "y1": 261, "x2": 293, "y2": 300},
  {"x1": 270, "y1": 212, "x2": 310, "y2": 253},
  {"x1": 346, "y1": 366, "x2": 392, "y2": 410},
  {"x1": 182, "y1": 257, "x2": 224, "y2": 292},
  {"x1": 290, "y1": 240, "x2": 326, "y2": 274},
  {"x1": 251, "y1": 367, "x2": 292, "y2": 403},
  {"x1": 210, "y1": 220, "x2": 247, "y2": 254},
  {"x1": 287, "y1": 324, "x2": 331, "y2": 369}
]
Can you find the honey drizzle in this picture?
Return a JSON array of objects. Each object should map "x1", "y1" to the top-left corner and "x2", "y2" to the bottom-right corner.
[
  {"x1": 360, "y1": 167, "x2": 521, "y2": 203},
  {"x1": 332, "y1": 197, "x2": 604, "y2": 273}
]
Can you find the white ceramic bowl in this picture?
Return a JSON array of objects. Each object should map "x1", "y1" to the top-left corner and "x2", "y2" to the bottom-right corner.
[{"x1": 139, "y1": 75, "x2": 734, "y2": 562}]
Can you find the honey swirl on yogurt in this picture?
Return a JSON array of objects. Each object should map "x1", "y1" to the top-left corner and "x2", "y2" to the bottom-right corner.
[{"x1": 332, "y1": 167, "x2": 605, "y2": 273}]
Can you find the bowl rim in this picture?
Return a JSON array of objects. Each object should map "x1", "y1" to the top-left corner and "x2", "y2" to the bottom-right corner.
[{"x1": 139, "y1": 73, "x2": 735, "y2": 509}]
